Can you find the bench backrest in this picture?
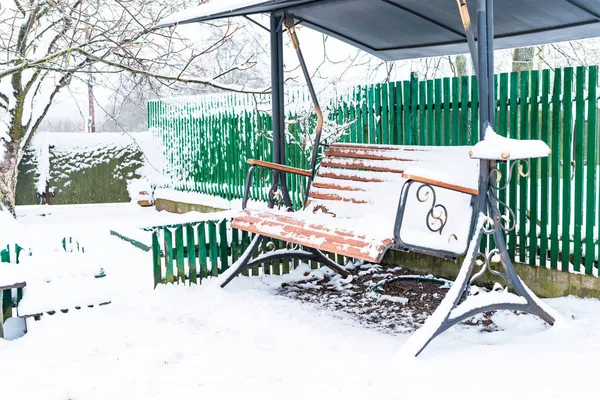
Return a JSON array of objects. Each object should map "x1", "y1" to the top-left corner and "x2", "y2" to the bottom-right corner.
[{"x1": 306, "y1": 143, "x2": 480, "y2": 257}]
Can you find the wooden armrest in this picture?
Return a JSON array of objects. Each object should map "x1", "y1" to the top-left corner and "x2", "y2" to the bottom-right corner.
[
  {"x1": 402, "y1": 173, "x2": 479, "y2": 196},
  {"x1": 248, "y1": 159, "x2": 313, "y2": 178}
]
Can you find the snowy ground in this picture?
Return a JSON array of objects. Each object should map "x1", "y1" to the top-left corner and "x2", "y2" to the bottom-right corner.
[{"x1": 2, "y1": 203, "x2": 600, "y2": 399}]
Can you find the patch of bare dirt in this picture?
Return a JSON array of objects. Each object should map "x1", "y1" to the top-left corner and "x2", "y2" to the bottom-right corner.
[{"x1": 278, "y1": 264, "x2": 499, "y2": 334}]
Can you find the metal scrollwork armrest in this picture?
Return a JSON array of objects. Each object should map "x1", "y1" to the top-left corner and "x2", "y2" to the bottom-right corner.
[
  {"x1": 396, "y1": 174, "x2": 479, "y2": 234},
  {"x1": 394, "y1": 175, "x2": 480, "y2": 259},
  {"x1": 397, "y1": 180, "x2": 450, "y2": 235}
]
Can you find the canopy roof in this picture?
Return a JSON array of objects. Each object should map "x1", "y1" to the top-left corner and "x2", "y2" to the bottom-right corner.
[{"x1": 157, "y1": 0, "x2": 600, "y2": 61}]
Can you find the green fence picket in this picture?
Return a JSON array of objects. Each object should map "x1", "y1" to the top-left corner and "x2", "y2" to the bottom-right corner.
[
  {"x1": 186, "y1": 224, "x2": 197, "y2": 285},
  {"x1": 410, "y1": 72, "x2": 419, "y2": 145},
  {"x1": 529, "y1": 70, "x2": 540, "y2": 266},
  {"x1": 508, "y1": 72, "x2": 519, "y2": 260},
  {"x1": 550, "y1": 69, "x2": 562, "y2": 270},
  {"x1": 175, "y1": 226, "x2": 185, "y2": 283},
  {"x1": 498, "y1": 73, "x2": 509, "y2": 253},
  {"x1": 586, "y1": 66, "x2": 598, "y2": 275},
  {"x1": 382, "y1": 83, "x2": 389, "y2": 144},
  {"x1": 460, "y1": 76, "x2": 469, "y2": 145},
  {"x1": 518, "y1": 71, "x2": 530, "y2": 263},
  {"x1": 562, "y1": 68, "x2": 574, "y2": 272},
  {"x1": 443, "y1": 77, "x2": 451, "y2": 146},
  {"x1": 152, "y1": 230, "x2": 162, "y2": 287},
  {"x1": 539, "y1": 70, "x2": 551, "y2": 267},
  {"x1": 208, "y1": 222, "x2": 219, "y2": 276},
  {"x1": 368, "y1": 85, "x2": 376, "y2": 144},
  {"x1": 426, "y1": 80, "x2": 434, "y2": 146},
  {"x1": 573, "y1": 66, "x2": 586, "y2": 272},
  {"x1": 388, "y1": 82, "x2": 396, "y2": 145},
  {"x1": 395, "y1": 83, "x2": 402, "y2": 144},
  {"x1": 163, "y1": 228, "x2": 174, "y2": 284},
  {"x1": 373, "y1": 83, "x2": 380, "y2": 144},
  {"x1": 219, "y1": 220, "x2": 229, "y2": 273},
  {"x1": 198, "y1": 222, "x2": 208, "y2": 280},
  {"x1": 470, "y1": 75, "x2": 479, "y2": 146},
  {"x1": 434, "y1": 78, "x2": 443, "y2": 146},
  {"x1": 403, "y1": 80, "x2": 411, "y2": 144},
  {"x1": 451, "y1": 77, "x2": 460, "y2": 146},
  {"x1": 418, "y1": 81, "x2": 426, "y2": 146},
  {"x1": 231, "y1": 227, "x2": 239, "y2": 262}
]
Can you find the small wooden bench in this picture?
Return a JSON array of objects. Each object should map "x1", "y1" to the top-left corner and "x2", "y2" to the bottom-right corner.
[
  {"x1": 0, "y1": 243, "x2": 111, "y2": 336},
  {"x1": 232, "y1": 143, "x2": 480, "y2": 264}
]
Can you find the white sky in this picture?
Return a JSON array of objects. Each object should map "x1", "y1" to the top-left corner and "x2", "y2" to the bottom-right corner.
[{"x1": 40, "y1": 8, "x2": 600, "y2": 130}]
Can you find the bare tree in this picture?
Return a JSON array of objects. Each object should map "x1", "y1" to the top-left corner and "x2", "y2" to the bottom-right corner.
[
  {"x1": 0, "y1": 0, "x2": 264, "y2": 215},
  {"x1": 512, "y1": 47, "x2": 534, "y2": 72}
]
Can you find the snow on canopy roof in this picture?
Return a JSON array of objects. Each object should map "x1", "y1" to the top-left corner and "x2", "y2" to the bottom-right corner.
[
  {"x1": 156, "y1": 0, "x2": 600, "y2": 61},
  {"x1": 157, "y1": 0, "x2": 273, "y2": 27}
]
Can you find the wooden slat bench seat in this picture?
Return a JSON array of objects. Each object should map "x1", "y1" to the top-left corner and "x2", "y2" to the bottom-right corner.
[
  {"x1": 232, "y1": 209, "x2": 394, "y2": 262},
  {"x1": 232, "y1": 143, "x2": 480, "y2": 264}
]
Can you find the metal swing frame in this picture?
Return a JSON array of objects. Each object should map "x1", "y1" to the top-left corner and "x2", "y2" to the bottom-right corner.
[
  {"x1": 398, "y1": 0, "x2": 558, "y2": 356},
  {"x1": 178, "y1": 0, "x2": 561, "y2": 356}
]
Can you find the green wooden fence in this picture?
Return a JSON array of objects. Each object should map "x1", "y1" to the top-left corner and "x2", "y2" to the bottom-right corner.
[
  {"x1": 149, "y1": 219, "x2": 352, "y2": 287},
  {"x1": 149, "y1": 66, "x2": 600, "y2": 277}
]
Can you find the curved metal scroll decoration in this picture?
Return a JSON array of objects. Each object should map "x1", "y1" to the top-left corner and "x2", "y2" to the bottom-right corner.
[
  {"x1": 470, "y1": 160, "x2": 531, "y2": 286},
  {"x1": 469, "y1": 249, "x2": 509, "y2": 290},
  {"x1": 416, "y1": 183, "x2": 449, "y2": 234},
  {"x1": 268, "y1": 182, "x2": 285, "y2": 209},
  {"x1": 258, "y1": 167, "x2": 271, "y2": 183},
  {"x1": 286, "y1": 241, "x2": 300, "y2": 251},
  {"x1": 482, "y1": 159, "x2": 530, "y2": 235},
  {"x1": 242, "y1": 165, "x2": 288, "y2": 210},
  {"x1": 263, "y1": 240, "x2": 277, "y2": 253}
]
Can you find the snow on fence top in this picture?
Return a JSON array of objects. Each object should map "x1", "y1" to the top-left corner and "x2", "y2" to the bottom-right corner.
[{"x1": 148, "y1": 83, "x2": 358, "y2": 119}]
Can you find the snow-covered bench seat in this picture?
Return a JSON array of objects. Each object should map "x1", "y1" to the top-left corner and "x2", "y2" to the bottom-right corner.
[
  {"x1": 16, "y1": 252, "x2": 110, "y2": 319},
  {"x1": 231, "y1": 143, "x2": 480, "y2": 265},
  {"x1": 0, "y1": 250, "x2": 111, "y2": 326},
  {"x1": 17, "y1": 276, "x2": 111, "y2": 318}
]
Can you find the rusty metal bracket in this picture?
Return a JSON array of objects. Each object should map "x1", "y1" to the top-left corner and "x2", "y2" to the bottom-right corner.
[{"x1": 456, "y1": 0, "x2": 479, "y2": 79}]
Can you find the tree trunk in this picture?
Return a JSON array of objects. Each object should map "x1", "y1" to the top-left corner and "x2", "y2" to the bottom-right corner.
[
  {"x1": 456, "y1": 55, "x2": 468, "y2": 76},
  {"x1": 512, "y1": 47, "x2": 534, "y2": 72},
  {"x1": 0, "y1": 139, "x2": 20, "y2": 215}
]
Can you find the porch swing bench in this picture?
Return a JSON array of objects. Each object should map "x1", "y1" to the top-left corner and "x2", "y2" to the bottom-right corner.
[
  {"x1": 155, "y1": 0, "x2": 600, "y2": 356},
  {"x1": 231, "y1": 143, "x2": 480, "y2": 268}
]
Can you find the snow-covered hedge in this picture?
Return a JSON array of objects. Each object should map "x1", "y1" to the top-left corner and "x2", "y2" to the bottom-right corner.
[{"x1": 16, "y1": 132, "x2": 154, "y2": 205}]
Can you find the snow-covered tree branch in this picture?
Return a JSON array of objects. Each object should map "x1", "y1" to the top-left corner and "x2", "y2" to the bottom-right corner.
[{"x1": 0, "y1": 0, "x2": 263, "y2": 214}]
